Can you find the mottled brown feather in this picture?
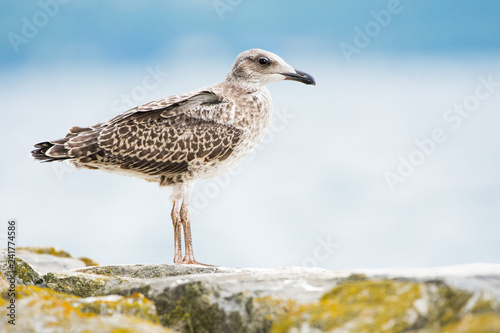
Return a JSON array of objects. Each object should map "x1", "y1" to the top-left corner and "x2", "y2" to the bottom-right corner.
[
  {"x1": 97, "y1": 113, "x2": 242, "y2": 177},
  {"x1": 32, "y1": 90, "x2": 242, "y2": 179}
]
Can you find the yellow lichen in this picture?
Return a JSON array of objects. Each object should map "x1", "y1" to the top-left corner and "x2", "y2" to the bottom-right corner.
[
  {"x1": 79, "y1": 257, "x2": 99, "y2": 267},
  {"x1": 18, "y1": 246, "x2": 72, "y2": 258},
  {"x1": 0, "y1": 284, "x2": 172, "y2": 332},
  {"x1": 441, "y1": 313, "x2": 500, "y2": 332},
  {"x1": 254, "y1": 295, "x2": 298, "y2": 322},
  {"x1": 15, "y1": 284, "x2": 77, "y2": 301},
  {"x1": 76, "y1": 292, "x2": 160, "y2": 323},
  {"x1": 270, "y1": 279, "x2": 500, "y2": 333},
  {"x1": 469, "y1": 292, "x2": 499, "y2": 314},
  {"x1": 272, "y1": 279, "x2": 424, "y2": 332}
]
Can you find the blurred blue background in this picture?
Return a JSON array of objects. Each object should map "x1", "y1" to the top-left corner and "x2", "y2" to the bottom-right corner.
[{"x1": 1, "y1": 1, "x2": 499, "y2": 269}]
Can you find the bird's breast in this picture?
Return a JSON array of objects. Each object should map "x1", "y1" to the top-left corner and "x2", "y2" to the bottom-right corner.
[
  {"x1": 184, "y1": 88, "x2": 273, "y2": 180},
  {"x1": 225, "y1": 89, "x2": 273, "y2": 157}
]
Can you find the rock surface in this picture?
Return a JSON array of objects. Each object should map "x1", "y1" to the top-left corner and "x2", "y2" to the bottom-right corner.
[
  {"x1": 1, "y1": 248, "x2": 500, "y2": 332},
  {"x1": 16, "y1": 246, "x2": 92, "y2": 274}
]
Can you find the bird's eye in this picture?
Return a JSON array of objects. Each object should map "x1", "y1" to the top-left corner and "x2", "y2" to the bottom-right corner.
[{"x1": 258, "y1": 57, "x2": 270, "y2": 66}]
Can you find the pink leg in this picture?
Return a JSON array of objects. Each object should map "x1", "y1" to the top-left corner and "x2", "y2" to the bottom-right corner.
[
  {"x1": 171, "y1": 199, "x2": 183, "y2": 264},
  {"x1": 180, "y1": 190, "x2": 214, "y2": 266}
]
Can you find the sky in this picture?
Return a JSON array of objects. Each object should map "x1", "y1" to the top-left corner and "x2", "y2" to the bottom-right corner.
[{"x1": 1, "y1": 1, "x2": 500, "y2": 270}]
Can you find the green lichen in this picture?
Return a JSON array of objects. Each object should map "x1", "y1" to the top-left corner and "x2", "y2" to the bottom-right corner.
[
  {"x1": 343, "y1": 273, "x2": 368, "y2": 282},
  {"x1": 81, "y1": 266, "x2": 117, "y2": 277},
  {"x1": 159, "y1": 282, "x2": 227, "y2": 332},
  {"x1": 77, "y1": 292, "x2": 160, "y2": 324},
  {"x1": 0, "y1": 269, "x2": 9, "y2": 291},
  {"x1": 249, "y1": 296, "x2": 298, "y2": 331},
  {"x1": 77, "y1": 264, "x2": 222, "y2": 279},
  {"x1": 44, "y1": 272, "x2": 110, "y2": 298},
  {"x1": 469, "y1": 292, "x2": 499, "y2": 314},
  {"x1": 13, "y1": 256, "x2": 42, "y2": 285},
  {"x1": 151, "y1": 282, "x2": 301, "y2": 332},
  {"x1": 0, "y1": 253, "x2": 40, "y2": 285},
  {"x1": 434, "y1": 281, "x2": 472, "y2": 326},
  {"x1": 270, "y1": 279, "x2": 500, "y2": 333}
]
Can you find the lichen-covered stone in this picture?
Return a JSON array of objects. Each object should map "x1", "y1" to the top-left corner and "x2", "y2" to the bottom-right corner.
[
  {"x1": 44, "y1": 271, "x2": 128, "y2": 298},
  {"x1": 0, "y1": 285, "x2": 174, "y2": 332},
  {"x1": 270, "y1": 279, "x2": 500, "y2": 333},
  {"x1": 440, "y1": 313, "x2": 500, "y2": 332},
  {"x1": 100, "y1": 267, "x2": 340, "y2": 332},
  {"x1": 158, "y1": 281, "x2": 229, "y2": 331},
  {"x1": 75, "y1": 292, "x2": 160, "y2": 323},
  {"x1": 2, "y1": 247, "x2": 99, "y2": 276},
  {"x1": 0, "y1": 251, "x2": 43, "y2": 286},
  {"x1": 249, "y1": 296, "x2": 298, "y2": 332},
  {"x1": 0, "y1": 270, "x2": 9, "y2": 291},
  {"x1": 77, "y1": 263, "x2": 241, "y2": 278},
  {"x1": 16, "y1": 247, "x2": 97, "y2": 273},
  {"x1": 3, "y1": 248, "x2": 500, "y2": 332},
  {"x1": 78, "y1": 256, "x2": 99, "y2": 267},
  {"x1": 141, "y1": 281, "x2": 297, "y2": 333},
  {"x1": 18, "y1": 246, "x2": 72, "y2": 258}
]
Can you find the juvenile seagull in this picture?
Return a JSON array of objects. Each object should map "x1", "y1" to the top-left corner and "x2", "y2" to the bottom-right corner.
[{"x1": 32, "y1": 49, "x2": 315, "y2": 265}]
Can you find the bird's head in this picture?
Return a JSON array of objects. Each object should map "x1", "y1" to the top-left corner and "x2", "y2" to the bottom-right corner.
[{"x1": 226, "y1": 49, "x2": 316, "y2": 89}]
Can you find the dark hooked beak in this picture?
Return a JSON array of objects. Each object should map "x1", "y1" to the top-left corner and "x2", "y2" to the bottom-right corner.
[{"x1": 281, "y1": 69, "x2": 316, "y2": 86}]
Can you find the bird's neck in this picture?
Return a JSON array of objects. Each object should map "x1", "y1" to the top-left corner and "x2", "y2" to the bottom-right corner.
[{"x1": 224, "y1": 74, "x2": 266, "y2": 94}]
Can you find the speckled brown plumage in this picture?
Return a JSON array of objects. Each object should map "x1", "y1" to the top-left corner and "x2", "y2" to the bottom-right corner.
[
  {"x1": 32, "y1": 49, "x2": 315, "y2": 265},
  {"x1": 33, "y1": 90, "x2": 242, "y2": 183}
]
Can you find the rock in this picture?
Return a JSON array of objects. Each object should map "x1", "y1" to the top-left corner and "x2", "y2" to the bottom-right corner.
[
  {"x1": 76, "y1": 262, "x2": 243, "y2": 278},
  {"x1": 99, "y1": 266, "x2": 500, "y2": 332},
  {"x1": 2, "y1": 248, "x2": 500, "y2": 332},
  {"x1": 43, "y1": 270, "x2": 127, "y2": 298},
  {"x1": 0, "y1": 285, "x2": 175, "y2": 332},
  {"x1": 17, "y1": 250, "x2": 86, "y2": 274},
  {"x1": 17, "y1": 246, "x2": 73, "y2": 258},
  {"x1": 271, "y1": 278, "x2": 500, "y2": 332},
  {"x1": 17, "y1": 246, "x2": 98, "y2": 273},
  {"x1": 0, "y1": 250, "x2": 43, "y2": 285},
  {"x1": 344, "y1": 263, "x2": 500, "y2": 302}
]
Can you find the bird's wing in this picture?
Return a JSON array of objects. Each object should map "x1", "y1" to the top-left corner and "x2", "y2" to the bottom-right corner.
[
  {"x1": 107, "y1": 90, "x2": 226, "y2": 125},
  {"x1": 97, "y1": 112, "x2": 243, "y2": 177},
  {"x1": 34, "y1": 89, "x2": 241, "y2": 176},
  {"x1": 59, "y1": 90, "x2": 241, "y2": 177}
]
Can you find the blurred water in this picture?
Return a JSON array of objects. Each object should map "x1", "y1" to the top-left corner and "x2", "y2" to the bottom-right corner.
[{"x1": 1, "y1": 55, "x2": 499, "y2": 269}]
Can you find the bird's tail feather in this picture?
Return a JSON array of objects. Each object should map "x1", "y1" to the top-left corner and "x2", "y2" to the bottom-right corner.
[
  {"x1": 31, "y1": 141, "x2": 71, "y2": 162},
  {"x1": 31, "y1": 126, "x2": 100, "y2": 162}
]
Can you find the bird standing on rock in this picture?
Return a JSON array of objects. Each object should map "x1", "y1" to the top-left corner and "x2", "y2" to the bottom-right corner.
[{"x1": 32, "y1": 49, "x2": 316, "y2": 265}]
